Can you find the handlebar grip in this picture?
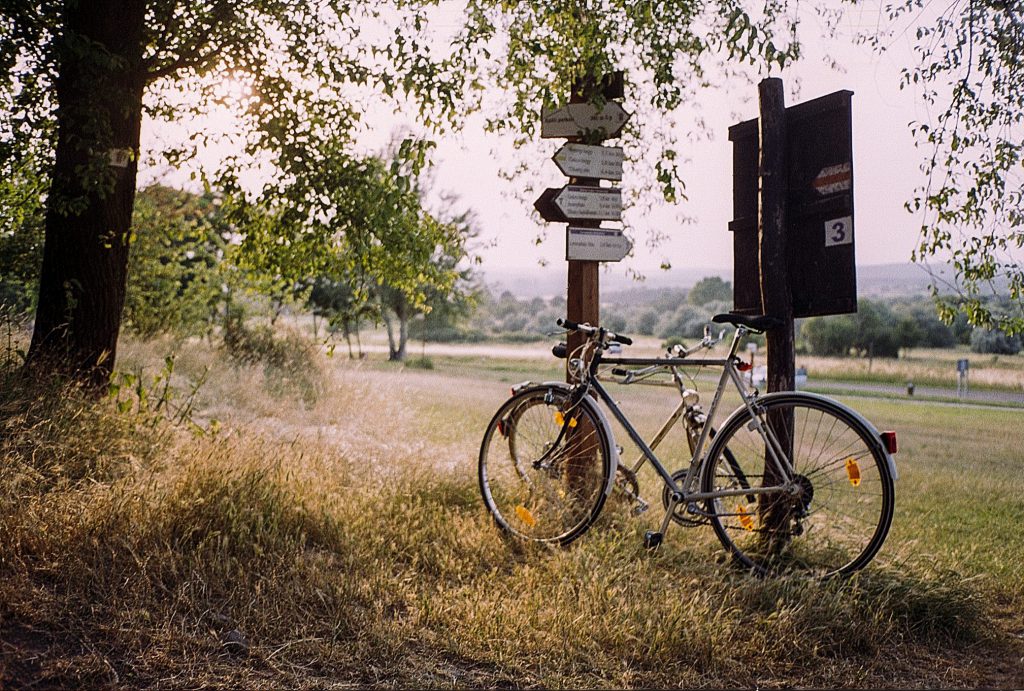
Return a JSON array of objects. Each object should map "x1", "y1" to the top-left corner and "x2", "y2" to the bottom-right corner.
[
  {"x1": 611, "y1": 368, "x2": 629, "y2": 376},
  {"x1": 612, "y1": 333, "x2": 633, "y2": 346},
  {"x1": 551, "y1": 342, "x2": 567, "y2": 359},
  {"x1": 557, "y1": 318, "x2": 580, "y2": 331}
]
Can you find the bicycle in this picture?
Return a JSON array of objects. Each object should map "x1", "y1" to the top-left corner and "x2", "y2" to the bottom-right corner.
[
  {"x1": 599, "y1": 326, "x2": 748, "y2": 525},
  {"x1": 478, "y1": 313, "x2": 899, "y2": 578}
]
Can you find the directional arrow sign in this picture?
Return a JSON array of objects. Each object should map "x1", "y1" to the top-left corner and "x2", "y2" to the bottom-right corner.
[
  {"x1": 566, "y1": 227, "x2": 632, "y2": 262},
  {"x1": 812, "y1": 162, "x2": 852, "y2": 195},
  {"x1": 541, "y1": 102, "x2": 631, "y2": 139},
  {"x1": 534, "y1": 185, "x2": 622, "y2": 222},
  {"x1": 552, "y1": 143, "x2": 624, "y2": 180}
]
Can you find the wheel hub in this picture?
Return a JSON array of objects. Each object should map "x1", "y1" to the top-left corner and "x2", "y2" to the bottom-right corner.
[{"x1": 792, "y1": 473, "x2": 814, "y2": 515}]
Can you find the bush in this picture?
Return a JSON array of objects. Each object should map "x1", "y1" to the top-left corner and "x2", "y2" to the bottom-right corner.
[
  {"x1": 223, "y1": 320, "x2": 324, "y2": 406},
  {"x1": 803, "y1": 300, "x2": 920, "y2": 358},
  {"x1": 970, "y1": 329, "x2": 1022, "y2": 355}
]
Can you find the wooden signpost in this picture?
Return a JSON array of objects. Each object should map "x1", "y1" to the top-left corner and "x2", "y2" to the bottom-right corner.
[{"x1": 534, "y1": 74, "x2": 631, "y2": 369}]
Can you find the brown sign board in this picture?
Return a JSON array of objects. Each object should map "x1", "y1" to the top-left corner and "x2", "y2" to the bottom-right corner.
[{"x1": 728, "y1": 90, "x2": 857, "y2": 318}]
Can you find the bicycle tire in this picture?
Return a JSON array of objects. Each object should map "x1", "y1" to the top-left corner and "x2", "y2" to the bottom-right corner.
[
  {"x1": 479, "y1": 385, "x2": 614, "y2": 545},
  {"x1": 700, "y1": 392, "x2": 895, "y2": 577}
]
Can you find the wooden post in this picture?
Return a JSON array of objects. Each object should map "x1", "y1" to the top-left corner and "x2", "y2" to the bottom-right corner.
[
  {"x1": 757, "y1": 77, "x2": 795, "y2": 543},
  {"x1": 563, "y1": 78, "x2": 607, "y2": 495},
  {"x1": 565, "y1": 88, "x2": 601, "y2": 378},
  {"x1": 757, "y1": 77, "x2": 795, "y2": 393}
]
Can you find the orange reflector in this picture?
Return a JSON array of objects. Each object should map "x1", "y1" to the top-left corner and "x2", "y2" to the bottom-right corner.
[
  {"x1": 737, "y1": 504, "x2": 754, "y2": 531},
  {"x1": 515, "y1": 505, "x2": 536, "y2": 527},
  {"x1": 881, "y1": 431, "x2": 898, "y2": 454},
  {"x1": 845, "y1": 457, "x2": 862, "y2": 487},
  {"x1": 737, "y1": 362, "x2": 752, "y2": 372},
  {"x1": 554, "y1": 411, "x2": 577, "y2": 428}
]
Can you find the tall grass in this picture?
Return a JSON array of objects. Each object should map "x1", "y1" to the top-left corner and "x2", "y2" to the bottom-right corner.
[{"x1": 1, "y1": 334, "x2": 1021, "y2": 688}]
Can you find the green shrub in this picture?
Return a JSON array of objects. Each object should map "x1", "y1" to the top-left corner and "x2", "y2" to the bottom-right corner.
[{"x1": 970, "y1": 328, "x2": 1022, "y2": 355}]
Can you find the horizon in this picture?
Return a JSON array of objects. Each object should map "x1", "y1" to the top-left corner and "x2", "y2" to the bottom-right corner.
[{"x1": 476, "y1": 259, "x2": 949, "y2": 300}]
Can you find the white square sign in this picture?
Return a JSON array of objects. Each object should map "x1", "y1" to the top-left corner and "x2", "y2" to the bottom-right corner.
[{"x1": 824, "y1": 216, "x2": 853, "y2": 247}]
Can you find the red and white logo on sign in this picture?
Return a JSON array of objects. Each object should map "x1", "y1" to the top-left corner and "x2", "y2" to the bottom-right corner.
[{"x1": 813, "y1": 162, "x2": 852, "y2": 195}]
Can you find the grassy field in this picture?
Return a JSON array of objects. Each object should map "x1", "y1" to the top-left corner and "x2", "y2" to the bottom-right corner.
[
  {"x1": 2, "y1": 334, "x2": 1023, "y2": 688},
  {"x1": 362, "y1": 329, "x2": 1024, "y2": 392}
]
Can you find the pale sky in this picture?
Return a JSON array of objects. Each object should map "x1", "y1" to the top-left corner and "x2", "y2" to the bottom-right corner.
[
  {"x1": 141, "y1": 2, "x2": 939, "y2": 283},
  {"x1": 424, "y1": 11, "x2": 932, "y2": 278}
]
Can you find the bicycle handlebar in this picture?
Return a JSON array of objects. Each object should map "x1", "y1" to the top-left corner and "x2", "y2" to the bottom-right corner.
[
  {"x1": 670, "y1": 327, "x2": 727, "y2": 358},
  {"x1": 557, "y1": 318, "x2": 633, "y2": 346}
]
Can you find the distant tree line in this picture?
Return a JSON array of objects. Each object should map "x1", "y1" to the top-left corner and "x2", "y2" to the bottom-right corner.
[{"x1": 417, "y1": 276, "x2": 1020, "y2": 358}]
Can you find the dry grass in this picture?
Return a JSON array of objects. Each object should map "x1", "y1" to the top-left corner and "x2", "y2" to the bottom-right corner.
[
  {"x1": 2, "y1": 334, "x2": 1023, "y2": 688},
  {"x1": 796, "y1": 350, "x2": 1024, "y2": 391}
]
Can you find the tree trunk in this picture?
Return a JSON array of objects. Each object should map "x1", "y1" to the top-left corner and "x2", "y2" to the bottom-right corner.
[
  {"x1": 397, "y1": 305, "x2": 408, "y2": 362},
  {"x1": 383, "y1": 312, "x2": 398, "y2": 360},
  {"x1": 383, "y1": 295, "x2": 409, "y2": 362},
  {"x1": 757, "y1": 77, "x2": 795, "y2": 544},
  {"x1": 342, "y1": 321, "x2": 354, "y2": 359},
  {"x1": 26, "y1": 0, "x2": 148, "y2": 389}
]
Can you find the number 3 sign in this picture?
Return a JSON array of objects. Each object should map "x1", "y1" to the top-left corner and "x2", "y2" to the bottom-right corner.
[{"x1": 825, "y1": 216, "x2": 853, "y2": 247}]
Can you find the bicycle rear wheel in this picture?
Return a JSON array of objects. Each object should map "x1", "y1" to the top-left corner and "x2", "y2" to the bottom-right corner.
[
  {"x1": 479, "y1": 385, "x2": 613, "y2": 545},
  {"x1": 700, "y1": 393, "x2": 895, "y2": 577}
]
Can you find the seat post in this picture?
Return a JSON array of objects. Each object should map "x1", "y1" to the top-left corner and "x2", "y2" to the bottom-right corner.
[{"x1": 727, "y1": 326, "x2": 747, "y2": 358}]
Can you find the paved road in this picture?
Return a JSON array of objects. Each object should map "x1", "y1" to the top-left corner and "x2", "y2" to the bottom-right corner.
[{"x1": 802, "y1": 379, "x2": 1024, "y2": 406}]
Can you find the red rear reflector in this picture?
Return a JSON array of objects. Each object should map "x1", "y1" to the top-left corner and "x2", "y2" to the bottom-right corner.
[
  {"x1": 881, "y1": 431, "x2": 898, "y2": 454},
  {"x1": 737, "y1": 362, "x2": 752, "y2": 372}
]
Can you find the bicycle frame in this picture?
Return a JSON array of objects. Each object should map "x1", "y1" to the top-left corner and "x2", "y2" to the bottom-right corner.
[{"x1": 580, "y1": 328, "x2": 799, "y2": 536}]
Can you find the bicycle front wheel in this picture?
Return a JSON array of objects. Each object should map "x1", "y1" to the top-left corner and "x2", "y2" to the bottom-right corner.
[
  {"x1": 479, "y1": 385, "x2": 614, "y2": 545},
  {"x1": 700, "y1": 393, "x2": 894, "y2": 577}
]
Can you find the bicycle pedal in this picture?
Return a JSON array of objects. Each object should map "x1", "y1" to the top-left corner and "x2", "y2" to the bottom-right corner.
[
  {"x1": 643, "y1": 530, "x2": 663, "y2": 550},
  {"x1": 632, "y1": 498, "x2": 650, "y2": 516}
]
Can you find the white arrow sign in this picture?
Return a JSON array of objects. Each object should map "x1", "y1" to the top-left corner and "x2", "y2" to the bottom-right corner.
[
  {"x1": 566, "y1": 227, "x2": 632, "y2": 262},
  {"x1": 552, "y1": 143, "x2": 624, "y2": 180},
  {"x1": 541, "y1": 102, "x2": 631, "y2": 139},
  {"x1": 554, "y1": 186, "x2": 622, "y2": 221}
]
